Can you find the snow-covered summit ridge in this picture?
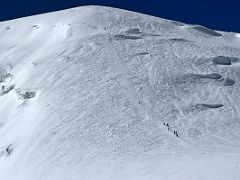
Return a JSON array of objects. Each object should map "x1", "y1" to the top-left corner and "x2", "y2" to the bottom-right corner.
[{"x1": 0, "y1": 5, "x2": 240, "y2": 180}]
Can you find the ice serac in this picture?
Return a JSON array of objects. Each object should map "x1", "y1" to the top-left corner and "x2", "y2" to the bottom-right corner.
[{"x1": 0, "y1": 5, "x2": 240, "y2": 180}]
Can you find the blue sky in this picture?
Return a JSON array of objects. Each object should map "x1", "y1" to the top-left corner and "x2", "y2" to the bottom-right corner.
[{"x1": 0, "y1": 0, "x2": 239, "y2": 32}]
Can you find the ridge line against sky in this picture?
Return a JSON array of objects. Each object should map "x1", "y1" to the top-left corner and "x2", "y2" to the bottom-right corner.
[{"x1": 0, "y1": 0, "x2": 239, "y2": 32}]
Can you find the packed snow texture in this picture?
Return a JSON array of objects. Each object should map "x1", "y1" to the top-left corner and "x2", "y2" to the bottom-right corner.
[{"x1": 0, "y1": 6, "x2": 240, "y2": 180}]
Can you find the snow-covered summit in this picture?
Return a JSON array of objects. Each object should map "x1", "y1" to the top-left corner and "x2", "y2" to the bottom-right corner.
[{"x1": 0, "y1": 6, "x2": 240, "y2": 180}]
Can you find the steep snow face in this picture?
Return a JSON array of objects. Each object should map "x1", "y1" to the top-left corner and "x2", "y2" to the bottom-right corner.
[{"x1": 0, "y1": 6, "x2": 240, "y2": 180}]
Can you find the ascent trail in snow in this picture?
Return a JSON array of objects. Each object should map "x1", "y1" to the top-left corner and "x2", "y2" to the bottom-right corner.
[
  {"x1": 99, "y1": 11, "x2": 182, "y2": 143},
  {"x1": 0, "y1": 5, "x2": 240, "y2": 180}
]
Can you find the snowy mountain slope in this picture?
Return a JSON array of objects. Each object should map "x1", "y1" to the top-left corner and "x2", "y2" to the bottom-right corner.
[{"x1": 0, "y1": 5, "x2": 240, "y2": 180}]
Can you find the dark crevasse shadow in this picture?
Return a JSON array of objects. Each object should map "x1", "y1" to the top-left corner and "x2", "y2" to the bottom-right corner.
[
  {"x1": 212, "y1": 56, "x2": 239, "y2": 65},
  {"x1": 224, "y1": 78, "x2": 235, "y2": 86},
  {"x1": 133, "y1": 52, "x2": 150, "y2": 57},
  {"x1": 169, "y1": 38, "x2": 189, "y2": 42},
  {"x1": 113, "y1": 34, "x2": 142, "y2": 40},
  {"x1": 125, "y1": 28, "x2": 142, "y2": 35},
  {"x1": 194, "y1": 73, "x2": 222, "y2": 80},
  {"x1": 195, "y1": 103, "x2": 224, "y2": 109}
]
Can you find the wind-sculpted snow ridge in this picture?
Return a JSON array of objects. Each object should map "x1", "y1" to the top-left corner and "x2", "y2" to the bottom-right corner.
[
  {"x1": 0, "y1": 5, "x2": 240, "y2": 180},
  {"x1": 189, "y1": 25, "x2": 223, "y2": 37}
]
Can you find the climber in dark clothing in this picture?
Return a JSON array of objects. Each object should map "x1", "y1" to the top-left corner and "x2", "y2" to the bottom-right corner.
[{"x1": 165, "y1": 123, "x2": 169, "y2": 130}]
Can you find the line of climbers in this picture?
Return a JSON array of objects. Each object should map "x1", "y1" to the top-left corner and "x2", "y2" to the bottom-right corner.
[
  {"x1": 164, "y1": 122, "x2": 179, "y2": 138},
  {"x1": 137, "y1": 100, "x2": 179, "y2": 138}
]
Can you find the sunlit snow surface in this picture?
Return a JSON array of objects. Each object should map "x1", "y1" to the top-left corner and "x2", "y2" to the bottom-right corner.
[{"x1": 0, "y1": 6, "x2": 240, "y2": 180}]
